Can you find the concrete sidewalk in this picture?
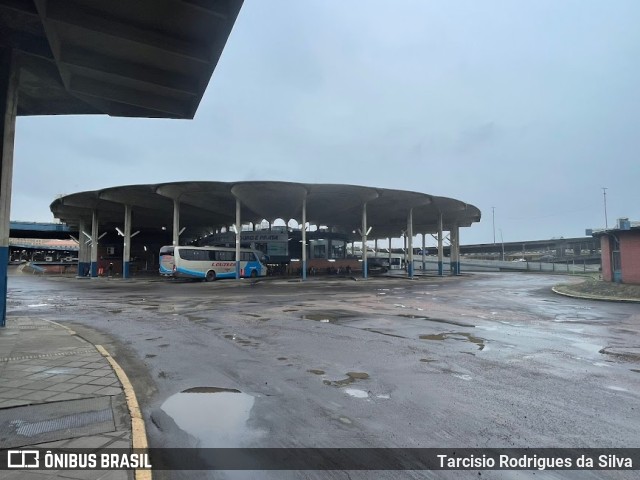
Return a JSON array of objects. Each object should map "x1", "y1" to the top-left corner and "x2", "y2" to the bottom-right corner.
[{"x1": 0, "y1": 316, "x2": 133, "y2": 479}]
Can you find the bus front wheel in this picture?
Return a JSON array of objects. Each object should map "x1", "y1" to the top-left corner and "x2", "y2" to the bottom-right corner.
[{"x1": 205, "y1": 270, "x2": 216, "y2": 282}]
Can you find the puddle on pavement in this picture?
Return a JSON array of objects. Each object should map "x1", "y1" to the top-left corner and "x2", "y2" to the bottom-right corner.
[
  {"x1": 606, "y1": 386, "x2": 628, "y2": 392},
  {"x1": 161, "y1": 388, "x2": 257, "y2": 447},
  {"x1": 145, "y1": 354, "x2": 157, "y2": 359},
  {"x1": 630, "y1": 369, "x2": 640, "y2": 374},
  {"x1": 182, "y1": 387, "x2": 241, "y2": 393},
  {"x1": 344, "y1": 388, "x2": 369, "y2": 398},
  {"x1": 325, "y1": 371, "x2": 370, "y2": 387},
  {"x1": 307, "y1": 369, "x2": 325, "y2": 375},
  {"x1": 419, "y1": 358, "x2": 436, "y2": 363},
  {"x1": 277, "y1": 357, "x2": 287, "y2": 361},
  {"x1": 224, "y1": 334, "x2": 259, "y2": 347},
  {"x1": 397, "y1": 314, "x2": 473, "y2": 328},
  {"x1": 283, "y1": 309, "x2": 298, "y2": 312},
  {"x1": 302, "y1": 313, "x2": 335, "y2": 322},
  {"x1": 419, "y1": 332, "x2": 486, "y2": 350},
  {"x1": 244, "y1": 313, "x2": 261, "y2": 318}
]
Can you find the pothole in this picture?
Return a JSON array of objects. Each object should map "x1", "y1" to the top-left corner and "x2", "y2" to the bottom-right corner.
[{"x1": 161, "y1": 387, "x2": 258, "y2": 447}]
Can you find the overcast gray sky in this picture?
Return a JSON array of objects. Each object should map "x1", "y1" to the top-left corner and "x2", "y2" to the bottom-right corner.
[{"x1": 12, "y1": 0, "x2": 640, "y2": 245}]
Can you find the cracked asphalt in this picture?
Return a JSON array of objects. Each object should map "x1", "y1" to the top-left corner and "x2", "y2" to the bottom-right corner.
[{"x1": 7, "y1": 272, "x2": 640, "y2": 479}]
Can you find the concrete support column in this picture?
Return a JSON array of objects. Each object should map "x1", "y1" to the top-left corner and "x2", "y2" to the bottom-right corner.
[
  {"x1": 123, "y1": 205, "x2": 132, "y2": 278},
  {"x1": 451, "y1": 225, "x2": 460, "y2": 275},
  {"x1": 403, "y1": 235, "x2": 407, "y2": 270},
  {"x1": 388, "y1": 238, "x2": 392, "y2": 269},
  {"x1": 235, "y1": 199, "x2": 241, "y2": 279},
  {"x1": 407, "y1": 208, "x2": 414, "y2": 278},
  {"x1": 77, "y1": 218, "x2": 89, "y2": 276},
  {"x1": 421, "y1": 233, "x2": 426, "y2": 272},
  {"x1": 362, "y1": 203, "x2": 368, "y2": 279},
  {"x1": 0, "y1": 48, "x2": 19, "y2": 327},
  {"x1": 90, "y1": 210, "x2": 99, "y2": 277},
  {"x1": 374, "y1": 239, "x2": 378, "y2": 256},
  {"x1": 437, "y1": 214, "x2": 444, "y2": 276},
  {"x1": 301, "y1": 197, "x2": 307, "y2": 280},
  {"x1": 172, "y1": 198, "x2": 180, "y2": 246}
]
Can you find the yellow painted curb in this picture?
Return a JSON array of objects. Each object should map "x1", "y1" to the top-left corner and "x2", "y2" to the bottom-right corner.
[{"x1": 96, "y1": 344, "x2": 152, "y2": 480}]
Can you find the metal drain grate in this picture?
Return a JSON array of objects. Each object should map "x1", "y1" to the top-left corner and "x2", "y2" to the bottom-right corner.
[{"x1": 0, "y1": 397, "x2": 115, "y2": 448}]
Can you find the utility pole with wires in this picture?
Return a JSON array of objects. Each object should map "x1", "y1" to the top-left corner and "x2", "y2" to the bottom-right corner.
[{"x1": 602, "y1": 187, "x2": 608, "y2": 229}]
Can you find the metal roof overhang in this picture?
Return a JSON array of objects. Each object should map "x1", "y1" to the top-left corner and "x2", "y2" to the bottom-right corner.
[
  {"x1": 1, "y1": 0, "x2": 243, "y2": 118},
  {"x1": 51, "y1": 181, "x2": 482, "y2": 240}
]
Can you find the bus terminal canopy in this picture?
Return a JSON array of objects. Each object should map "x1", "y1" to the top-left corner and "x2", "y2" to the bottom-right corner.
[
  {"x1": 1, "y1": 0, "x2": 243, "y2": 118},
  {"x1": 50, "y1": 181, "x2": 481, "y2": 240}
]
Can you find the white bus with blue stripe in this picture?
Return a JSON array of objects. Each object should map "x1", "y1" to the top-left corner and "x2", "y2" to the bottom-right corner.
[{"x1": 159, "y1": 246, "x2": 267, "y2": 281}]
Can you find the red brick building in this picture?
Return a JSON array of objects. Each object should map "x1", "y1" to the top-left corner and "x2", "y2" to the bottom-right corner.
[{"x1": 593, "y1": 220, "x2": 640, "y2": 284}]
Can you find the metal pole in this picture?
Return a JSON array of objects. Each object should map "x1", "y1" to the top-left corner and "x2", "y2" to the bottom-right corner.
[
  {"x1": 90, "y1": 209, "x2": 99, "y2": 277},
  {"x1": 123, "y1": 205, "x2": 132, "y2": 278},
  {"x1": 602, "y1": 187, "x2": 608, "y2": 229},
  {"x1": 421, "y1": 233, "x2": 426, "y2": 272},
  {"x1": 235, "y1": 199, "x2": 241, "y2": 279},
  {"x1": 302, "y1": 197, "x2": 307, "y2": 281},
  {"x1": 500, "y1": 229, "x2": 504, "y2": 261},
  {"x1": 407, "y1": 208, "x2": 414, "y2": 278},
  {"x1": 437, "y1": 214, "x2": 444, "y2": 275},
  {"x1": 362, "y1": 203, "x2": 368, "y2": 279},
  {"x1": 388, "y1": 237, "x2": 392, "y2": 270},
  {"x1": 172, "y1": 198, "x2": 180, "y2": 246},
  {"x1": 492, "y1": 206, "x2": 496, "y2": 244},
  {"x1": 77, "y1": 218, "x2": 87, "y2": 276}
]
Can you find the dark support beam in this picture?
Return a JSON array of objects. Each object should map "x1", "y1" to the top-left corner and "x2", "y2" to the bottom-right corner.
[
  {"x1": 0, "y1": 46, "x2": 19, "y2": 327},
  {"x1": 0, "y1": 0, "x2": 39, "y2": 16},
  {"x1": 180, "y1": 0, "x2": 229, "y2": 20},
  {"x1": 60, "y1": 47, "x2": 199, "y2": 94},
  {"x1": 68, "y1": 75, "x2": 189, "y2": 117},
  {"x1": 0, "y1": 29, "x2": 53, "y2": 59},
  {"x1": 41, "y1": 0, "x2": 211, "y2": 63}
]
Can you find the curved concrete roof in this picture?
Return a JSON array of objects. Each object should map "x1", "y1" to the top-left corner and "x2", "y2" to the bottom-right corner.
[
  {"x1": 50, "y1": 181, "x2": 481, "y2": 240},
  {"x1": 1, "y1": 0, "x2": 243, "y2": 118}
]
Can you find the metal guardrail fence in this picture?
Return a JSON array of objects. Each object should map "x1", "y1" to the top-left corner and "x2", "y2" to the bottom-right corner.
[{"x1": 412, "y1": 258, "x2": 600, "y2": 274}]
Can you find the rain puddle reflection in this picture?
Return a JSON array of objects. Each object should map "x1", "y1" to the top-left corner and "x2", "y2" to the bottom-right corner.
[
  {"x1": 323, "y1": 371, "x2": 369, "y2": 387},
  {"x1": 419, "y1": 332, "x2": 486, "y2": 350},
  {"x1": 161, "y1": 388, "x2": 257, "y2": 447}
]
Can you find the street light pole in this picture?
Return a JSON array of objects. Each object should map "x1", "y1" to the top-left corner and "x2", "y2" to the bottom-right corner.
[
  {"x1": 602, "y1": 187, "x2": 608, "y2": 229},
  {"x1": 492, "y1": 206, "x2": 496, "y2": 244},
  {"x1": 499, "y1": 229, "x2": 504, "y2": 261}
]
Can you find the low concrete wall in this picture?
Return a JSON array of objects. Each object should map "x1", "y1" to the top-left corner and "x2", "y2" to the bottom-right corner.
[{"x1": 412, "y1": 258, "x2": 600, "y2": 274}]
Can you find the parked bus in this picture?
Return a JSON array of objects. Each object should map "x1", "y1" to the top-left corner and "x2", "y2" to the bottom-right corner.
[{"x1": 159, "y1": 246, "x2": 268, "y2": 281}]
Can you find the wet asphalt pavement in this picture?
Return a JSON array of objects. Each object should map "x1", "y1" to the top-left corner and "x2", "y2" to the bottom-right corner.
[{"x1": 6, "y1": 272, "x2": 640, "y2": 479}]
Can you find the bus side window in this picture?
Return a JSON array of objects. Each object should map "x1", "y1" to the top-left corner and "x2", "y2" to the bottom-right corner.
[
  {"x1": 208, "y1": 250, "x2": 216, "y2": 261},
  {"x1": 215, "y1": 251, "x2": 235, "y2": 261}
]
